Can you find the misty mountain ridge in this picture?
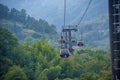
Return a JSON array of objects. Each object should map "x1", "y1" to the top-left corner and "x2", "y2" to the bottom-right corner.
[
  {"x1": 0, "y1": 0, "x2": 109, "y2": 50},
  {"x1": 0, "y1": 0, "x2": 108, "y2": 28}
]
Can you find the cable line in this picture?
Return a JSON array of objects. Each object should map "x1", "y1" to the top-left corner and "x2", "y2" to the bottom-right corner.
[
  {"x1": 77, "y1": 0, "x2": 93, "y2": 26},
  {"x1": 63, "y1": 0, "x2": 66, "y2": 29},
  {"x1": 60, "y1": 0, "x2": 92, "y2": 57}
]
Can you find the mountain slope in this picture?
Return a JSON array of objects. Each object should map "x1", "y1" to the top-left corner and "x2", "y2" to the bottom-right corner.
[
  {"x1": 0, "y1": 4, "x2": 58, "y2": 44},
  {"x1": 0, "y1": 0, "x2": 109, "y2": 49},
  {"x1": 0, "y1": 0, "x2": 108, "y2": 27},
  {"x1": 78, "y1": 14, "x2": 109, "y2": 50}
]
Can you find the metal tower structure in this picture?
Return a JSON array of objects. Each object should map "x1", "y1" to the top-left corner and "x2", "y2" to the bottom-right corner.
[
  {"x1": 62, "y1": 25, "x2": 77, "y2": 53},
  {"x1": 109, "y1": 0, "x2": 120, "y2": 80}
]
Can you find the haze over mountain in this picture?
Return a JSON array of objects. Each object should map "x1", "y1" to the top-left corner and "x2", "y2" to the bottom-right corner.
[
  {"x1": 0, "y1": 0, "x2": 108, "y2": 30},
  {"x1": 0, "y1": 0, "x2": 109, "y2": 50}
]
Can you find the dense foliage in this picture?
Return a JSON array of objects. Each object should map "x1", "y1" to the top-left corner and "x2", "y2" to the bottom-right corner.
[
  {"x1": 0, "y1": 27, "x2": 111, "y2": 80},
  {"x1": 0, "y1": 4, "x2": 58, "y2": 43}
]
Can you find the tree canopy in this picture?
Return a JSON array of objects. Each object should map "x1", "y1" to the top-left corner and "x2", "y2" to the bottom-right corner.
[
  {"x1": 0, "y1": 28, "x2": 111, "y2": 80},
  {"x1": 0, "y1": 3, "x2": 111, "y2": 80},
  {"x1": 0, "y1": 4, "x2": 58, "y2": 44}
]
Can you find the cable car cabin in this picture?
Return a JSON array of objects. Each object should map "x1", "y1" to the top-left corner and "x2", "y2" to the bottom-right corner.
[
  {"x1": 60, "y1": 36, "x2": 66, "y2": 44},
  {"x1": 77, "y1": 41, "x2": 84, "y2": 47},
  {"x1": 59, "y1": 39, "x2": 66, "y2": 44},
  {"x1": 72, "y1": 39, "x2": 77, "y2": 46},
  {"x1": 60, "y1": 49, "x2": 70, "y2": 58}
]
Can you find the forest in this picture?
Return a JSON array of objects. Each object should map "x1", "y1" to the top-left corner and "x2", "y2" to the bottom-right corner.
[
  {"x1": 0, "y1": 27, "x2": 111, "y2": 80},
  {"x1": 0, "y1": 3, "x2": 112, "y2": 80},
  {"x1": 0, "y1": 4, "x2": 58, "y2": 44}
]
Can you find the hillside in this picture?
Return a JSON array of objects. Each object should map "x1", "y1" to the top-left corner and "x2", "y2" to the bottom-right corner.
[
  {"x1": 0, "y1": 0, "x2": 108, "y2": 26},
  {"x1": 0, "y1": 4, "x2": 58, "y2": 44},
  {"x1": 0, "y1": 27, "x2": 111, "y2": 80},
  {"x1": 0, "y1": 0, "x2": 109, "y2": 50},
  {"x1": 78, "y1": 14, "x2": 109, "y2": 50}
]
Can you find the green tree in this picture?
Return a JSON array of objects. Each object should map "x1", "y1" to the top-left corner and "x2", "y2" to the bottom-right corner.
[
  {"x1": 20, "y1": 9, "x2": 27, "y2": 23},
  {"x1": 98, "y1": 70, "x2": 112, "y2": 80},
  {"x1": 79, "y1": 72, "x2": 99, "y2": 80},
  {"x1": 4, "y1": 65, "x2": 27, "y2": 80},
  {"x1": 10, "y1": 8, "x2": 20, "y2": 21},
  {"x1": 47, "y1": 66, "x2": 61, "y2": 80},
  {"x1": 0, "y1": 27, "x2": 18, "y2": 56},
  {"x1": 0, "y1": 56, "x2": 13, "y2": 80},
  {"x1": 0, "y1": 4, "x2": 9, "y2": 19},
  {"x1": 39, "y1": 69, "x2": 49, "y2": 80}
]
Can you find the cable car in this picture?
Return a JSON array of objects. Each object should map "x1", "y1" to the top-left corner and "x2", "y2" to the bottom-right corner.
[
  {"x1": 60, "y1": 39, "x2": 66, "y2": 44},
  {"x1": 77, "y1": 40, "x2": 84, "y2": 47},
  {"x1": 60, "y1": 48, "x2": 70, "y2": 58},
  {"x1": 60, "y1": 36, "x2": 66, "y2": 44},
  {"x1": 72, "y1": 39, "x2": 77, "y2": 46}
]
